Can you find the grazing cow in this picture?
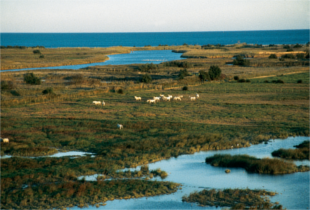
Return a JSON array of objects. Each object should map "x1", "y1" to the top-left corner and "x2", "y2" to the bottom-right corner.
[
  {"x1": 1, "y1": 138, "x2": 9, "y2": 143},
  {"x1": 153, "y1": 97, "x2": 161, "y2": 102},
  {"x1": 189, "y1": 96, "x2": 196, "y2": 101},
  {"x1": 134, "y1": 96, "x2": 142, "y2": 101},
  {"x1": 160, "y1": 94, "x2": 165, "y2": 97},
  {"x1": 117, "y1": 124, "x2": 123, "y2": 129},
  {"x1": 162, "y1": 96, "x2": 171, "y2": 101},
  {"x1": 92, "y1": 101, "x2": 101, "y2": 105},
  {"x1": 196, "y1": 93, "x2": 199, "y2": 99},
  {"x1": 147, "y1": 99, "x2": 156, "y2": 104},
  {"x1": 168, "y1": 95, "x2": 173, "y2": 98},
  {"x1": 102, "y1": 101, "x2": 105, "y2": 106}
]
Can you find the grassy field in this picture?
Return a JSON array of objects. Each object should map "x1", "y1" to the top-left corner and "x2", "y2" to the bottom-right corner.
[{"x1": 1, "y1": 44, "x2": 309, "y2": 209}]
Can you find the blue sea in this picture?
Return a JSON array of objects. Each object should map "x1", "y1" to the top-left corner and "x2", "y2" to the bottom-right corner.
[{"x1": 1, "y1": 30, "x2": 309, "y2": 48}]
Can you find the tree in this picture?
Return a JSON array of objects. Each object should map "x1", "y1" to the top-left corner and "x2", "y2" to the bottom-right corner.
[
  {"x1": 24, "y1": 73, "x2": 41, "y2": 85},
  {"x1": 198, "y1": 70, "x2": 210, "y2": 81},
  {"x1": 268, "y1": 54, "x2": 277, "y2": 59},
  {"x1": 178, "y1": 69, "x2": 190, "y2": 79},
  {"x1": 208, "y1": 65, "x2": 222, "y2": 80},
  {"x1": 233, "y1": 56, "x2": 250, "y2": 66},
  {"x1": 141, "y1": 74, "x2": 152, "y2": 83}
]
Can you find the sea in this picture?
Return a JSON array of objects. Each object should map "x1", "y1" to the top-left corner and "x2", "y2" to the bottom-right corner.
[{"x1": 1, "y1": 30, "x2": 309, "y2": 48}]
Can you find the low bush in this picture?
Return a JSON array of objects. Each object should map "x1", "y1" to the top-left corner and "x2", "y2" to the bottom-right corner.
[
  {"x1": 42, "y1": 88, "x2": 53, "y2": 95},
  {"x1": 139, "y1": 63, "x2": 158, "y2": 72},
  {"x1": 297, "y1": 79, "x2": 302, "y2": 83},
  {"x1": 272, "y1": 141, "x2": 309, "y2": 160},
  {"x1": 283, "y1": 45, "x2": 291, "y2": 49},
  {"x1": 272, "y1": 79, "x2": 284, "y2": 84},
  {"x1": 39, "y1": 55, "x2": 45, "y2": 58},
  {"x1": 233, "y1": 55, "x2": 250, "y2": 66},
  {"x1": 264, "y1": 80, "x2": 269, "y2": 83},
  {"x1": 1, "y1": 81, "x2": 15, "y2": 90},
  {"x1": 293, "y1": 43, "x2": 302, "y2": 48},
  {"x1": 117, "y1": 89, "x2": 124, "y2": 94},
  {"x1": 141, "y1": 74, "x2": 152, "y2": 83},
  {"x1": 33, "y1": 50, "x2": 41, "y2": 54},
  {"x1": 182, "y1": 86, "x2": 188, "y2": 91},
  {"x1": 198, "y1": 70, "x2": 210, "y2": 81},
  {"x1": 281, "y1": 54, "x2": 295, "y2": 59},
  {"x1": 238, "y1": 79, "x2": 245, "y2": 83},
  {"x1": 10, "y1": 90, "x2": 21, "y2": 96},
  {"x1": 279, "y1": 57, "x2": 285, "y2": 61},
  {"x1": 245, "y1": 79, "x2": 251, "y2": 83},
  {"x1": 268, "y1": 54, "x2": 277, "y2": 59},
  {"x1": 233, "y1": 76, "x2": 239, "y2": 81},
  {"x1": 178, "y1": 69, "x2": 190, "y2": 79},
  {"x1": 286, "y1": 48, "x2": 294, "y2": 52},
  {"x1": 24, "y1": 73, "x2": 41, "y2": 85},
  {"x1": 296, "y1": 53, "x2": 305, "y2": 59}
]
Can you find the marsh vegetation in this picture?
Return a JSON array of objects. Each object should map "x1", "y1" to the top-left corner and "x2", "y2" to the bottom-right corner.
[{"x1": 272, "y1": 140, "x2": 309, "y2": 160}]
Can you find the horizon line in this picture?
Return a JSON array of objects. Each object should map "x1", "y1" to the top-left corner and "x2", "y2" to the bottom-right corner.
[{"x1": 1, "y1": 29, "x2": 309, "y2": 33}]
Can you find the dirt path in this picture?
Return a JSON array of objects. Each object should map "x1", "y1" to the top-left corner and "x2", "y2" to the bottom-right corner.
[{"x1": 250, "y1": 70, "x2": 308, "y2": 79}]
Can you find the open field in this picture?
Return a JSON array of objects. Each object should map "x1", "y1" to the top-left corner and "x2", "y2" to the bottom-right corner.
[{"x1": 1, "y1": 44, "x2": 309, "y2": 209}]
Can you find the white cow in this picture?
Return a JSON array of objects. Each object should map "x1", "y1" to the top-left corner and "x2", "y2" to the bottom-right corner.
[
  {"x1": 173, "y1": 96, "x2": 182, "y2": 101},
  {"x1": 1, "y1": 138, "x2": 9, "y2": 143},
  {"x1": 134, "y1": 96, "x2": 142, "y2": 101},
  {"x1": 117, "y1": 124, "x2": 123, "y2": 129},
  {"x1": 196, "y1": 93, "x2": 199, "y2": 99},
  {"x1": 147, "y1": 99, "x2": 156, "y2": 104},
  {"x1": 189, "y1": 96, "x2": 196, "y2": 101},
  {"x1": 92, "y1": 101, "x2": 101, "y2": 105},
  {"x1": 162, "y1": 96, "x2": 171, "y2": 101},
  {"x1": 153, "y1": 97, "x2": 161, "y2": 102},
  {"x1": 102, "y1": 101, "x2": 105, "y2": 106}
]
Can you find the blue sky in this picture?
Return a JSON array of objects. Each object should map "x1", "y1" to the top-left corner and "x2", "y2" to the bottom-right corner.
[{"x1": 1, "y1": 0, "x2": 309, "y2": 32}]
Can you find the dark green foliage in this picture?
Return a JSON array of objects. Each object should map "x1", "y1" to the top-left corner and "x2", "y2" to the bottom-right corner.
[
  {"x1": 296, "y1": 53, "x2": 305, "y2": 59},
  {"x1": 279, "y1": 57, "x2": 285, "y2": 61},
  {"x1": 117, "y1": 89, "x2": 124, "y2": 94},
  {"x1": 268, "y1": 54, "x2": 277, "y2": 59},
  {"x1": 293, "y1": 43, "x2": 302, "y2": 48},
  {"x1": 182, "y1": 188, "x2": 279, "y2": 209},
  {"x1": 205, "y1": 154, "x2": 309, "y2": 174},
  {"x1": 297, "y1": 79, "x2": 302, "y2": 83},
  {"x1": 10, "y1": 90, "x2": 20, "y2": 96},
  {"x1": 245, "y1": 79, "x2": 251, "y2": 83},
  {"x1": 264, "y1": 80, "x2": 269, "y2": 83},
  {"x1": 182, "y1": 86, "x2": 188, "y2": 91},
  {"x1": 141, "y1": 74, "x2": 152, "y2": 83},
  {"x1": 238, "y1": 79, "x2": 246, "y2": 83},
  {"x1": 139, "y1": 63, "x2": 158, "y2": 72},
  {"x1": 234, "y1": 76, "x2": 239, "y2": 81},
  {"x1": 1, "y1": 81, "x2": 15, "y2": 90},
  {"x1": 286, "y1": 48, "x2": 294, "y2": 52},
  {"x1": 294, "y1": 141, "x2": 309, "y2": 149},
  {"x1": 306, "y1": 52, "x2": 309, "y2": 59},
  {"x1": 233, "y1": 56, "x2": 250, "y2": 66},
  {"x1": 272, "y1": 141, "x2": 309, "y2": 160},
  {"x1": 42, "y1": 88, "x2": 53, "y2": 95},
  {"x1": 164, "y1": 61, "x2": 192, "y2": 68},
  {"x1": 178, "y1": 69, "x2": 190, "y2": 79},
  {"x1": 283, "y1": 45, "x2": 291, "y2": 49},
  {"x1": 282, "y1": 54, "x2": 295, "y2": 59},
  {"x1": 208, "y1": 65, "x2": 222, "y2": 80},
  {"x1": 198, "y1": 70, "x2": 210, "y2": 81},
  {"x1": 33, "y1": 50, "x2": 41, "y2": 54},
  {"x1": 23, "y1": 73, "x2": 41, "y2": 85},
  {"x1": 39, "y1": 55, "x2": 45, "y2": 58},
  {"x1": 272, "y1": 79, "x2": 284, "y2": 84}
]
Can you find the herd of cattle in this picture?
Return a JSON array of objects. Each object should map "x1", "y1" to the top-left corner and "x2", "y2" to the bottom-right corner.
[{"x1": 91, "y1": 93, "x2": 200, "y2": 130}]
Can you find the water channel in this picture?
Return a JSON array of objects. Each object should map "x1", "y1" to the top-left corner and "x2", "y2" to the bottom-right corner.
[
  {"x1": 76, "y1": 136, "x2": 309, "y2": 210},
  {"x1": 0, "y1": 50, "x2": 184, "y2": 72}
]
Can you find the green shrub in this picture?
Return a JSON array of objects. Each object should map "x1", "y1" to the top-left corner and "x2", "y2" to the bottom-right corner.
[
  {"x1": 286, "y1": 48, "x2": 294, "y2": 52},
  {"x1": 42, "y1": 88, "x2": 53, "y2": 95},
  {"x1": 141, "y1": 74, "x2": 152, "y2": 83},
  {"x1": 279, "y1": 57, "x2": 285, "y2": 61},
  {"x1": 208, "y1": 65, "x2": 222, "y2": 80},
  {"x1": 198, "y1": 70, "x2": 210, "y2": 81},
  {"x1": 281, "y1": 54, "x2": 295, "y2": 59},
  {"x1": 24, "y1": 73, "x2": 41, "y2": 85},
  {"x1": 139, "y1": 63, "x2": 157, "y2": 72},
  {"x1": 297, "y1": 79, "x2": 302, "y2": 83},
  {"x1": 296, "y1": 53, "x2": 305, "y2": 59},
  {"x1": 10, "y1": 90, "x2": 20, "y2": 96},
  {"x1": 117, "y1": 89, "x2": 124, "y2": 94},
  {"x1": 233, "y1": 56, "x2": 250, "y2": 66},
  {"x1": 182, "y1": 86, "x2": 188, "y2": 91},
  {"x1": 268, "y1": 54, "x2": 277, "y2": 59},
  {"x1": 233, "y1": 76, "x2": 239, "y2": 80},
  {"x1": 245, "y1": 79, "x2": 251, "y2": 83},
  {"x1": 178, "y1": 69, "x2": 190, "y2": 79},
  {"x1": 33, "y1": 50, "x2": 41, "y2": 54},
  {"x1": 238, "y1": 79, "x2": 245, "y2": 83},
  {"x1": 264, "y1": 80, "x2": 269, "y2": 83},
  {"x1": 272, "y1": 79, "x2": 284, "y2": 84},
  {"x1": 39, "y1": 55, "x2": 45, "y2": 58},
  {"x1": 1, "y1": 81, "x2": 15, "y2": 90},
  {"x1": 293, "y1": 43, "x2": 302, "y2": 48},
  {"x1": 283, "y1": 45, "x2": 291, "y2": 49}
]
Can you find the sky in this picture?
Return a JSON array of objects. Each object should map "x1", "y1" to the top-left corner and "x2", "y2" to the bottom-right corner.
[{"x1": 1, "y1": 0, "x2": 309, "y2": 32}]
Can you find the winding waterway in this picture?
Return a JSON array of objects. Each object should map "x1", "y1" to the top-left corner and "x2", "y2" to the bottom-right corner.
[
  {"x1": 0, "y1": 50, "x2": 184, "y2": 72},
  {"x1": 77, "y1": 136, "x2": 309, "y2": 209}
]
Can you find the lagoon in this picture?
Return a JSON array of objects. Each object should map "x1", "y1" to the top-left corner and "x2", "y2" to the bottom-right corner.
[
  {"x1": 0, "y1": 50, "x2": 184, "y2": 72},
  {"x1": 76, "y1": 136, "x2": 309, "y2": 210}
]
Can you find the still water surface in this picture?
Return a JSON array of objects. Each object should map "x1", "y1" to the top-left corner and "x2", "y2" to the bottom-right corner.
[
  {"x1": 0, "y1": 50, "x2": 184, "y2": 72},
  {"x1": 77, "y1": 136, "x2": 309, "y2": 210}
]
